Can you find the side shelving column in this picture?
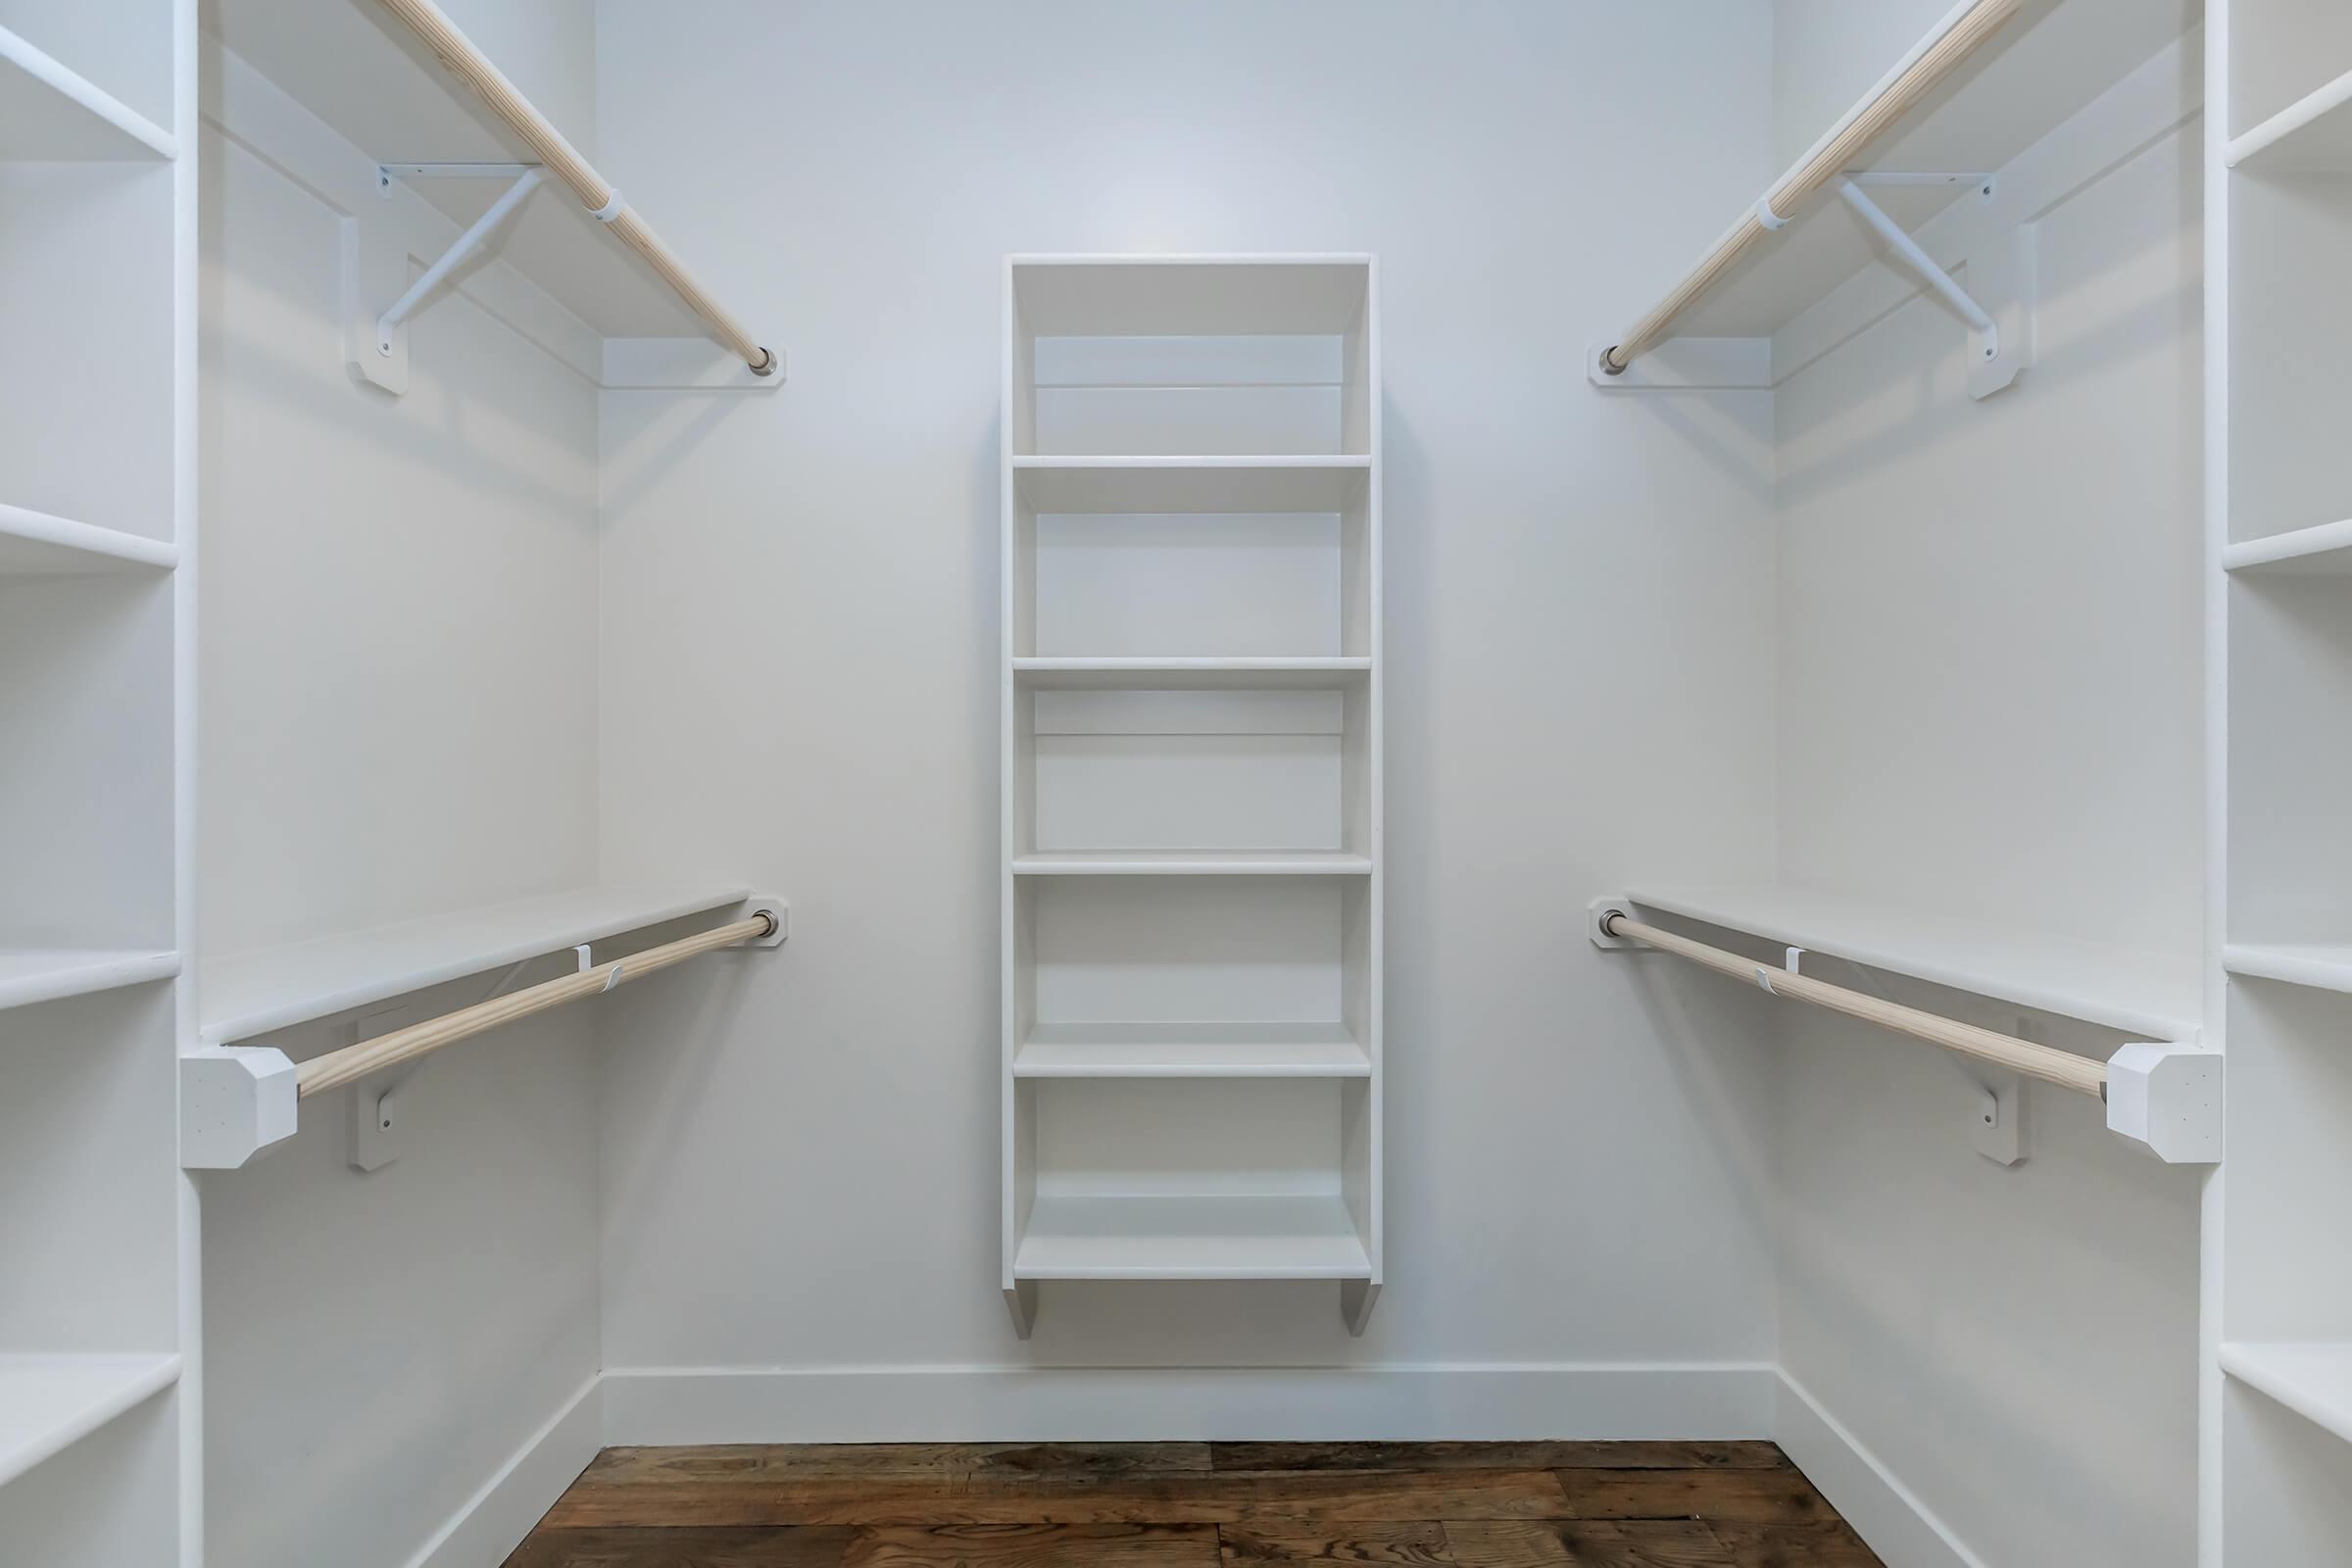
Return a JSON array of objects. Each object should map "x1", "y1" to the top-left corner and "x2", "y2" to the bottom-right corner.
[
  {"x1": 2213, "y1": 1, "x2": 2352, "y2": 1560},
  {"x1": 1001, "y1": 257, "x2": 1383, "y2": 1338},
  {"x1": 0, "y1": 1, "x2": 196, "y2": 1563}
]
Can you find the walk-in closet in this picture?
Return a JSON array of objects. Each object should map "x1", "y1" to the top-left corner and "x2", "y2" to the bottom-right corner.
[{"x1": 1, "y1": 0, "x2": 2340, "y2": 1563}]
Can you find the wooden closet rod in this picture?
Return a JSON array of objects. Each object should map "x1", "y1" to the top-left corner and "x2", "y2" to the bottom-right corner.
[
  {"x1": 1599, "y1": 0, "x2": 2022, "y2": 374},
  {"x1": 372, "y1": 0, "x2": 777, "y2": 376},
  {"x1": 1595, "y1": 908, "x2": 2108, "y2": 1099},
  {"x1": 295, "y1": 912, "x2": 776, "y2": 1099}
]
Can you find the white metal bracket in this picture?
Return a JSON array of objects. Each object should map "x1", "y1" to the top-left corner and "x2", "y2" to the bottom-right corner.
[
  {"x1": 1835, "y1": 176, "x2": 2003, "y2": 378},
  {"x1": 2105, "y1": 1042, "x2": 2222, "y2": 1163},
  {"x1": 350, "y1": 1080, "x2": 402, "y2": 1173},
  {"x1": 351, "y1": 164, "x2": 544, "y2": 395},
  {"x1": 746, "y1": 895, "x2": 791, "y2": 947},
  {"x1": 181, "y1": 1047, "x2": 299, "y2": 1170},
  {"x1": 1589, "y1": 894, "x2": 1637, "y2": 949}
]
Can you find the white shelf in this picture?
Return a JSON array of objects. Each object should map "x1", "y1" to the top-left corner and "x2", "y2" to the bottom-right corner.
[
  {"x1": 0, "y1": 25, "x2": 175, "y2": 161},
  {"x1": 0, "y1": 504, "x2": 176, "y2": 576},
  {"x1": 1013, "y1": 1193, "x2": 1372, "y2": 1280},
  {"x1": 1014, "y1": 852, "x2": 1373, "y2": 877},
  {"x1": 199, "y1": 885, "x2": 750, "y2": 1045},
  {"x1": 2225, "y1": 943, "x2": 2352, "y2": 997},
  {"x1": 1662, "y1": 0, "x2": 2190, "y2": 341},
  {"x1": 1013, "y1": 456, "x2": 1370, "y2": 514},
  {"x1": 0, "y1": 1353, "x2": 178, "y2": 1490},
  {"x1": 0, "y1": 950, "x2": 179, "y2": 1015},
  {"x1": 2230, "y1": 69, "x2": 2352, "y2": 173},
  {"x1": 2223, "y1": 1344, "x2": 2352, "y2": 1448},
  {"x1": 1626, "y1": 884, "x2": 2201, "y2": 1042},
  {"x1": 1014, "y1": 658, "x2": 1371, "y2": 690},
  {"x1": 208, "y1": 0, "x2": 710, "y2": 341},
  {"x1": 1015, "y1": 1022, "x2": 1369, "y2": 1079},
  {"x1": 2224, "y1": 519, "x2": 2352, "y2": 576}
]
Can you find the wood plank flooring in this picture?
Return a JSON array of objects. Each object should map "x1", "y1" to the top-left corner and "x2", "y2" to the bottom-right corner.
[{"x1": 506, "y1": 1444, "x2": 1882, "y2": 1567}]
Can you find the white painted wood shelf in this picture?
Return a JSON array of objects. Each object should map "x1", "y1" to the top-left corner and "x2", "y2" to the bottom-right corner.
[
  {"x1": 0, "y1": 504, "x2": 177, "y2": 575},
  {"x1": 0, "y1": 24, "x2": 175, "y2": 161},
  {"x1": 2224, "y1": 943, "x2": 2352, "y2": 997},
  {"x1": 1014, "y1": 852, "x2": 1373, "y2": 877},
  {"x1": 2230, "y1": 68, "x2": 2352, "y2": 172},
  {"x1": 1013, "y1": 1194, "x2": 1373, "y2": 1281},
  {"x1": 2222, "y1": 519, "x2": 2352, "y2": 575},
  {"x1": 0, "y1": 1353, "x2": 179, "y2": 1491},
  {"x1": 199, "y1": 885, "x2": 750, "y2": 1045},
  {"x1": 1015, "y1": 1022, "x2": 1370, "y2": 1079},
  {"x1": 0, "y1": 950, "x2": 179, "y2": 1015},
  {"x1": 1600, "y1": 0, "x2": 2192, "y2": 355},
  {"x1": 1626, "y1": 885, "x2": 2201, "y2": 1041},
  {"x1": 1014, "y1": 658, "x2": 1372, "y2": 690},
  {"x1": 2222, "y1": 1343, "x2": 2352, "y2": 1448}
]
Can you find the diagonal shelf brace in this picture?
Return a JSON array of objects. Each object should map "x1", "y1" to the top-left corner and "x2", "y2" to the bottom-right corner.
[
  {"x1": 1835, "y1": 175, "x2": 1998, "y2": 365},
  {"x1": 374, "y1": 165, "x2": 544, "y2": 356}
]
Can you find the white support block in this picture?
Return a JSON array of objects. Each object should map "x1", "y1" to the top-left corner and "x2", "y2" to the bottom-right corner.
[
  {"x1": 180, "y1": 1047, "x2": 299, "y2": 1170},
  {"x1": 2104, "y1": 1042, "x2": 2222, "y2": 1164}
]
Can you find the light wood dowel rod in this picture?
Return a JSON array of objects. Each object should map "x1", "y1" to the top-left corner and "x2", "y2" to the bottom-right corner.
[
  {"x1": 1601, "y1": 0, "x2": 2021, "y2": 373},
  {"x1": 1599, "y1": 909, "x2": 2108, "y2": 1099},
  {"x1": 370, "y1": 0, "x2": 775, "y2": 374},
  {"x1": 296, "y1": 913, "x2": 774, "y2": 1099}
]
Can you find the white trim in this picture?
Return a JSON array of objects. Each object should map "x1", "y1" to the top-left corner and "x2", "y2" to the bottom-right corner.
[
  {"x1": 405, "y1": 1376, "x2": 602, "y2": 1568},
  {"x1": 600, "y1": 1361, "x2": 1777, "y2": 1446},
  {"x1": 1773, "y1": 1371, "x2": 1986, "y2": 1568}
]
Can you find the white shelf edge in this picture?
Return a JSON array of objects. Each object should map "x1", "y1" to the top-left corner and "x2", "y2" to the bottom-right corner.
[
  {"x1": 1015, "y1": 1022, "x2": 1370, "y2": 1079},
  {"x1": 1014, "y1": 658, "x2": 1371, "y2": 672},
  {"x1": 2228, "y1": 67, "x2": 2352, "y2": 170},
  {"x1": 2221, "y1": 518, "x2": 2352, "y2": 574},
  {"x1": 0, "y1": 503, "x2": 178, "y2": 574},
  {"x1": 0, "y1": 1353, "x2": 180, "y2": 1491},
  {"x1": 198, "y1": 884, "x2": 751, "y2": 1045},
  {"x1": 1013, "y1": 853, "x2": 1373, "y2": 877},
  {"x1": 0, "y1": 950, "x2": 180, "y2": 1014},
  {"x1": 1625, "y1": 885, "x2": 2202, "y2": 1042},
  {"x1": 2223, "y1": 943, "x2": 2352, "y2": 997},
  {"x1": 2221, "y1": 1343, "x2": 2352, "y2": 1448},
  {"x1": 0, "y1": 24, "x2": 177, "y2": 160},
  {"x1": 1011, "y1": 455, "x2": 1373, "y2": 469}
]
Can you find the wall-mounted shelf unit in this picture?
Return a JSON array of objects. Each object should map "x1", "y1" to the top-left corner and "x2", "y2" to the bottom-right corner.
[
  {"x1": 1590, "y1": 0, "x2": 2196, "y2": 395},
  {"x1": 204, "y1": 0, "x2": 780, "y2": 392},
  {"x1": 198, "y1": 884, "x2": 752, "y2": 1047},
  {"x1": 0, "y1": 1353, "x2": 178, "y2": 1491},
  {"x1": 1003, "y1": 255, "x2": 1383, "y2": 1340},
  {"x1": 1624, "y1": 884, "x2": 2203, "y2": 1042}
]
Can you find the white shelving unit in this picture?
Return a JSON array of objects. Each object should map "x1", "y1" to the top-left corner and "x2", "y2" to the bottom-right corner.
[
  {"x1": 2213, "y1": 1, "x2": 2352, "y2": 1557},
  {"x1": 0, "y1": 0, "x2": 194, "y2": 1558},
  {"x1": 1001, "y1": 255, "x2": 1383, "y2": 1338}
]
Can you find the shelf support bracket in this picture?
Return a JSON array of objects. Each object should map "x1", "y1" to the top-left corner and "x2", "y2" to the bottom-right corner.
[
  {"x1": 351, "y1": 165, "x2": 543, "y2": 395},
  {"x1": 1835, "y1": 176, "x2": 2004, "y2": 378}
]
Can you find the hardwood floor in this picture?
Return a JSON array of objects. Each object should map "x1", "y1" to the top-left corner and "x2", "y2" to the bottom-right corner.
[{"x1": 505, "y1": 1444, "x2": 1882, "y2": 1566}]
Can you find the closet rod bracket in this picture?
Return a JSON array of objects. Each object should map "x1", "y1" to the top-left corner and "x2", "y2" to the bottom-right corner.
[
  {"x1": 2104, "y1": 1042, "x2": 2222, "y2": 1164},
  {"x1": 181, "y1": 1046, "x2": 300, "y2": 1170},
  {"x1": 1835, "y1": 176, "x2": 2000, "y2": 367}
]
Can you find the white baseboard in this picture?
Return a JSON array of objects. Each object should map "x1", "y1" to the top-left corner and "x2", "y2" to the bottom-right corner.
[
  {"x1": 1774, "y1": 1371, "x2": 1985, "y2": 1568},
  {"x1": 406, "y1": 1375, "x2": 603, "y2": 1568},
  {"x1": 599, "y1": 1360, "x2": 1778, "y2": 1445}
]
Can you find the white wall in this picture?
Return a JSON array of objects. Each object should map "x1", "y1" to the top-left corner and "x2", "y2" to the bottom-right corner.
[
  {"x1": 1767, "y1": 38, "x2": 2206, "y2": 1568},
  {"x1": 195, "y1": 25, "x2": 604, "y2": 1567},
  {"x1": 591, "y1": 0, "x2": 1785, "y2": 1413},
  {"x1": 1772, "y1": 0, "x2": 1961, "y2": 169}
]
